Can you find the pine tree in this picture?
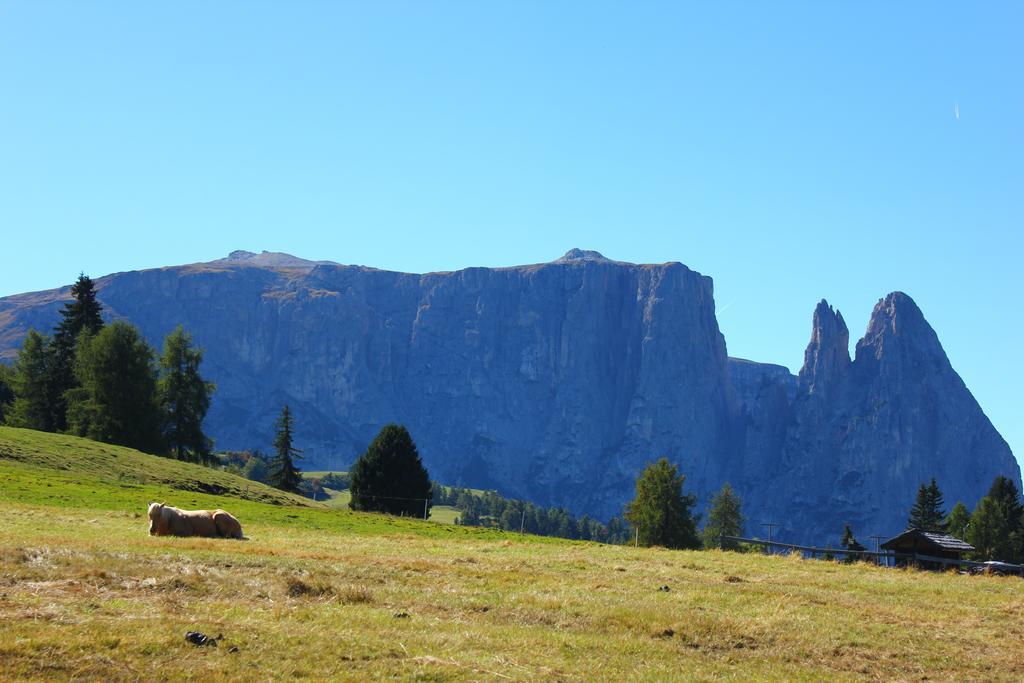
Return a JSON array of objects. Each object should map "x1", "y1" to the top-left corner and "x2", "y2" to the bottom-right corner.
[
  {"x1": 624, "y1": 458, "x2": 700, "y2": 550},
  {"x1": 6, "y1": 330, "x2": 57, "y2": 431},
  {"x1": 967, "y1": 496, "x2": 1010, "y2": 562},
  {"x1": 908, "y1": 478, "x2": 947, "y2": 532},
  {"x1": 840, "y1": 524, "x2": 866, "y2": 561},
  {"x1": 268, "y1": 405, "x2": 303, "y2": 493},
  {"x1": 0, "y1": 364, "x2": 14, "y2": 423},
  {"x1": 56, "y1": 274, "x2": 104, "y2": 340},
  {"x1": 158, "y1": 326, "x2": 215, "y2": 463},
  {"x1": 702, "y1": 482, "x2": 745, "y2": 550},
  {"x1": 49, "y1": 274, "x2": 105, "y2": 431},
  {"x1": 66, "y1": 322, "x2": 164, "y2": 453},
  {"x1": 965, "y1": 477, "x2": 1024, "y2": 563},
  {"x1": 987, "y1": 476, "x2": 1024, "y2": 522},
  {"x1": 945, "y1": 502, "x2": 971, "y2": 540},
  {"x1": 348, "y1": 424, "x2": 431, "y2": 517}
]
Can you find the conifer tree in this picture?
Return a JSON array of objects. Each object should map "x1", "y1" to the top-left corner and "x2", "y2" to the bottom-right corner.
[
  {"x1": 987, "y1": 476, "x2": 1024, "y2": 524},
  {"x1": 49, "y1": 274, "x2": 105, "y2": 431},
  {"x1": 6, "y1": 330, "x2": 57, "y2": 431},
  {"x1": 268, "y1": 405, "x2": 303, "y2": 493},
  {"x1": 349, "y1": 424, "x2": 431, "y2": 517},
  {"x1": 840, "y1": 524, "x2": 866, "y2": 552},
  {"x1": 0, "y1": 364, "x2": 14, "y2": 423},
  {"x1": 66, "y1": 321, "x2": 164, "y2": 453},
  {"x1": 702, "y1": 482, "x2": 745, "y2": 550},
  {"x1": 56, "y1": 274, "x2": 104, "y2": 340},
  {"x1": 965, "y1": 477, "x2": 1024, "y2": 562},
  {"x1": 839, "y1": 528, "x2": 864, "y2": 565},
  {"x1": 908, "y1": 478, "x2": 947, "y2": 532},
  {"x1": 624, "y1": 458, "x2": 700, "y2": 550},
  {"x1": 945, "y1": 502, "x2": 971, "y2": 540},
  {"x1": 967, "y1": 496, "x2": 1009, "y2": 561},
  {"x1": 158, "y1": 326, "x2": 215, "y2": 463}
]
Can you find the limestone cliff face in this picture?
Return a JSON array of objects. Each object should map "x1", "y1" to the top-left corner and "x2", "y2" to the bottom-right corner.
[
  {"x1": 0, "y1": 250, "x2": 737, "y2": 520},
  {"x1": 796, "y1": 300, "x2": 850, "y2": 400},
  {"x1": 0, "y1": 253, "x2": 1017, "y2": 542},
  {"x1": 737, "y1": 293, "x2": 1019, "y2": 543}
]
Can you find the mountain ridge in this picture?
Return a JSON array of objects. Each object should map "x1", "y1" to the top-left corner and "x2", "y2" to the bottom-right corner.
[{"x1": 0, "y1": 250, "x2": 1016, "y2": 543}]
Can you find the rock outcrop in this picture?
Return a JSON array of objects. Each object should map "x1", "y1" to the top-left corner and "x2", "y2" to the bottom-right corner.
[
  {"x1": 737, "y1": 292, "x2": 1019, "y2": 543},
  {"x1": 0, "y1": 252, "x2": 1016, "y2": 543},
  {"x1": 796, "y1": 300, "x2": 849, "y2": 400}
]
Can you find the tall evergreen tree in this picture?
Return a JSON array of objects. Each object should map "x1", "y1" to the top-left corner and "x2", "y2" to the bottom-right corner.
[
  {"x1": 268, "y1": 405, "x2": 303, "y2": 493},
  {"x1": 702, "y1": 482, "x2": 745, "y2": 550},
  {"x1": 908, "y1": 478, "x2": 947, "y2": 532},
  {"x1": 967, "y1": 496, "x2": 1011, "y2": 562},
  {"x1": 945, "y1": 502, "x2": 971, "y2": 540},
  {"x1": 49, "y1": 274, "x2": 105, "y2": 431},
  {"x1": 6, "y1": 330, "x2": 57, "y2": 431},
  {"x1": 624, "y1": 458, "x2": 700, "y2": 550},
  {"x1": 66, "y1": 321, "x2": 164, "y2": 453},
  {"x1": 56, "y1": 274, "x2": 104, "y2": 340},
  {"x1": 349, "y1": 424, "x2": 432, "y2": 517},
  {"x1": 158, "y1": 326, "x2": 215, "y2": 463},
  {"x1": 0, "y1": 364, "x2": 14, "y2": 423},
  {"x1": 840, "y1": 524, "x2": 866, "y2": 557},
  {"x1": 965, "y1": 477, "x2": 1024, "y2": 562},
  {"x1": 987, "y1": 476, "x2": 1024, "y2": 523}
]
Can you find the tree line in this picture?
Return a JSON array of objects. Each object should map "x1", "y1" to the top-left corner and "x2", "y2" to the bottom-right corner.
[
  {"x1": 434, "y1": 484, "x2": 635, "y2": 544},
  {"x1": 0, "y1": 274, "x2": 216, "y2": 461},
  {"x1": 899, "y1": 475, "x2": 1024, "y2": 563},
  {"x1": 584, "y1": 457, "x2": 1024, "y2": 565},
  {"x1": 831, "y1": 475, "x2": 1024, "y2": 564},
  {"x1": 0, "y1": 274, "x2": 305, "y2": 493}
]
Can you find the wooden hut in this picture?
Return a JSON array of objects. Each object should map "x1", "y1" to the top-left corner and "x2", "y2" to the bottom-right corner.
[{"x1": 880, "y1": 529, "x2": 974, "y2": 569}]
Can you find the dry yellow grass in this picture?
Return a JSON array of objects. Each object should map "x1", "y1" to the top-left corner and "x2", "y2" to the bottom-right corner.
[{"x1": 1, "y1": 427, "x2": 1023, "y2": 681}]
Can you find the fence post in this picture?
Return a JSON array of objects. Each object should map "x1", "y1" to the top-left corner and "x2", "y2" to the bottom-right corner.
[{"x1": 423, "y1": 498, "x2": 428, "y2": 520}]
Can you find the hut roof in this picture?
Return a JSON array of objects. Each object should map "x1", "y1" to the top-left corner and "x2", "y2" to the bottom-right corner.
[{"x1": 880, "y1": 528, "x2": 975, "y2": 553}]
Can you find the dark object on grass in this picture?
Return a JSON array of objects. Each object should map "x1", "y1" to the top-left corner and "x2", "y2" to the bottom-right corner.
[
  {"x1": 393, "y1": 611, "x2": 411, "y2": 618},
  {"x1": 185, "y1": 631, "x2": 222, "y2": 647},
  {"x1": 657, "y1": 585, "x2": 670, "y2": 592}
]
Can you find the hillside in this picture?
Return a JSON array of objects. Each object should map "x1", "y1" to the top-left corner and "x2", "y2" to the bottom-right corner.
[
  {"x1": 0, "y1": 427, "x2": 311, "y2": 507},
  {"x1": 0, "y1": 250, "x2": 1016, "y2": 544},
  {"x1": 1, "y1": 429, "x2": 1023, "y2": 680}
]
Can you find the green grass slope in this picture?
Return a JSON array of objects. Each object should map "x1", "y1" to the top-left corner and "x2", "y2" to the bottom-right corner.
[
  {"x1": 1, "y1": 427, "x2": 1023, "y2": 681},
  {"x1": 0, "y1": 426, "x2": 310, "y2": 506}
]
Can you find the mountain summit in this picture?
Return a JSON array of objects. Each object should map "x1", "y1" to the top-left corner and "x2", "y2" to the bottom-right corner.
[
  {"x1": 555, "y1": 248, "x2": 611, "y2": 263},
  {"x1": 0, "y1": 253, "x2": 1015, "y2": 542}
]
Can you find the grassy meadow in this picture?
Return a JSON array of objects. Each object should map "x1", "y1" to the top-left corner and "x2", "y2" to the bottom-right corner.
[{"x1": 1, "y1": 427, "x2": 1023, "y2": 681}]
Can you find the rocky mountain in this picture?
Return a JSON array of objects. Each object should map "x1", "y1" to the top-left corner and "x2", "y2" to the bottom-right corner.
[{"x1": 0, "y1": 250, "x2": 1017, "y2": 543}]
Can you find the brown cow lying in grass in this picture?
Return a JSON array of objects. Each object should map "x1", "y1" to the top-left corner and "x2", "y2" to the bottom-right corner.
[{"x1": 147, "y1": 502, "x2": 245, "y2": 539}]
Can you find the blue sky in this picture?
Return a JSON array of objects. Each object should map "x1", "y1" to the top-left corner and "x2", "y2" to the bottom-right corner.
[{"x1": 1, "y1": 3, "x2": 1021, "y2": 464}]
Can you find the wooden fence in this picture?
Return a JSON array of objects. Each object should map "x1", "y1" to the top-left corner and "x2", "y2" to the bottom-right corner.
[{"x1": 719, "y1": 535, "x2": 1022, "y2": 575}]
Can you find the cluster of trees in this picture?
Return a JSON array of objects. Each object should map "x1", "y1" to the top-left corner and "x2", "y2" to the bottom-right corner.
[
  {"x1": 610, "y1": 460, "x2": 1024, "y2": 565},
  {"x1": 342, "y1": 440, "x2": 743, "y2": 547},
  {"x1": 830, "y1": 476, "x2": 1024, "y2": 564},
  {"x1": 621, "y1": 458, "x2": 745, "y2": 551},
  {"x1": 434, "y1": 484, "x2": 635, "y2": 544},
  {"x1": 1, "y1": 275, "x2": 215, "y2": 462},
  {"x1": 902, "y1": 475, "x2": 1024, "y2": 563}
]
